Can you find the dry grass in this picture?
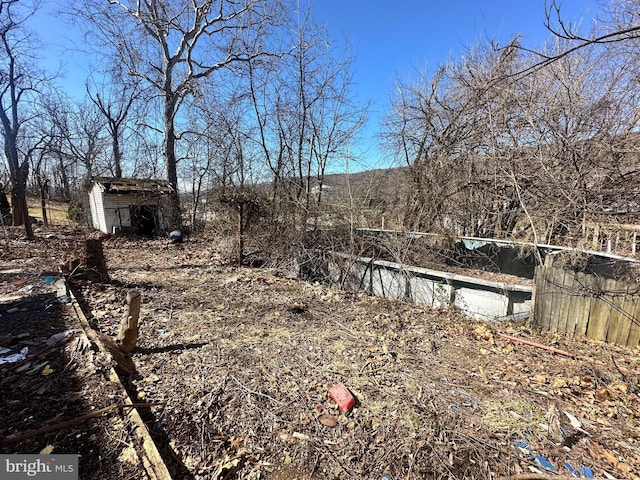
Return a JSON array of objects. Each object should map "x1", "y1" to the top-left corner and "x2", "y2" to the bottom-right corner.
[
  {"x1": 69, "y1": 234, "x2": 640, "y2": 479},
  {"x1": 2, "y1": 227, "x2": 639, "y2": 479},
  {"x1": 28, "y1": 198, "x2": 70, "y2": 224},
  {"x1": 5, "y1": 195, "x2": 71, "y2": 225}
]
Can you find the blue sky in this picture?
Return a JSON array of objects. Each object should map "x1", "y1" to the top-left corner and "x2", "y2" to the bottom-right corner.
[
  {"x1": 312, "y1": 0, "x2": 601, "y2": 169},
  {"x1": 32, "y1": 0, "x2": 602, "y2": 170}
]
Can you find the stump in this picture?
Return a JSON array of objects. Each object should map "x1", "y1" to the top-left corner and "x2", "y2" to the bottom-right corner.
[
  {"x1": 117, "y1": 290, "x2": 142, "y2": 354},
  {"x1": 85, "y1": 239, "x2": 109, "y2": 281}
]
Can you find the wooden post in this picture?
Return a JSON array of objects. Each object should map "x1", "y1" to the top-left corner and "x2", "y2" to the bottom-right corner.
[
  {"x1": 118, "y1": 290, "x2": 141, "y2": 354},
  {"x1": 544, "y1": 253, "x2": 553, "y2": 268}
]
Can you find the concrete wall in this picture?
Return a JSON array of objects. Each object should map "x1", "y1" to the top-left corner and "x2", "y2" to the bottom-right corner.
[{"x1": 326, "y1": 254, "x2": 532, "y2": 321}]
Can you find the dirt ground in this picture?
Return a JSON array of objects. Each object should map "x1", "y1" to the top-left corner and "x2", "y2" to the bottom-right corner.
[{"x1": 1, "y1": 224, "x2": 640, "y2": 480}]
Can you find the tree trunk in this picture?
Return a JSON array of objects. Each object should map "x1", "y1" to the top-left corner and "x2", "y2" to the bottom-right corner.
[
  {"x1": 85, "y1": 239, "x2": 109, "y2": 281},
  {"x1": 39, "y1": 178, "x2": 49, "y2": 226},
  {"x1": 12, "y1": 162, "x2": 33, "y2": 238},
  {"x1": 164, "y1": 92, "x2": 181, "y2": 230},
  {"x1": 56, "y1": 153, "x2": 71, "y2": 203},
  {"x1": 113, "y1": 133, "x2": 122, "y2": 179},
  {"x1": 237, "y1": 203, "x2": 245, "y2": 265}
]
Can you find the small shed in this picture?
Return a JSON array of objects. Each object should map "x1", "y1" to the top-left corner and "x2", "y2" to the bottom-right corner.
[{"x1": 88, "y1": 177, "x2": 174, "y2": 236}]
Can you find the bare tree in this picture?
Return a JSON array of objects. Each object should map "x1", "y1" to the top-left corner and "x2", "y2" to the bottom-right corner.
[
  {"x1": 57, "y1": 98, "x2": 107, "y2": 187},
  {"x1": 505, "y1": 0, "x2": 640, "y2": 77},
  {"x1": 383, "y1": 62, "x2": 483, "y2": 234},
  {"x1": 41, "y1": 98, "x2": 73, "y2": 202},
  {"x1": 87, "y1": 72, "x2": 143, "y2": 178},
  {"x1": 31, "y1": 141, "x2": 50, "y2": 225},
  {"x1": 383, "y1": 15, "x2": 640, "y2": 256},
  {"x1": 307, "y1": 40, "x2": 366, "y2": 227},
  {"x1": 0, "y1": 0, "x2": 45, "y2": 236},
  {"x1": 243, "y1": 3, "x2": 365, "y2": 237},
  {"x1": 73, "y1": 0, "x2": 289, "y2": 229},
  {"x1": 181, "y1": 84, "x2": 235, "y2": 230}
]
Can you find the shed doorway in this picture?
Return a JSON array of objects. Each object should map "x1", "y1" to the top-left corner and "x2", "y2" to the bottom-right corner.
[{"x1": 130, "y1": 205, "x2": 158, "y2": 236}]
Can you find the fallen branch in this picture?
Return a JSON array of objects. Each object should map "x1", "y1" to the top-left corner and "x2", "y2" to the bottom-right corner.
[
  {"x1": 499, "y1": 333, "x2": 640, "y2": 376},
  {"x1": 500, "y1": 474, "x2": 589, "y2": 480},
  {"x1": 0, "y1": 402, "x2": 165, "y2": 446},
  {"x1": 499, "y1": 334, "x2": 574, "y2": 358},
  {"x1": 229, "y1": 374, "x2": 281, "y2": 405}
]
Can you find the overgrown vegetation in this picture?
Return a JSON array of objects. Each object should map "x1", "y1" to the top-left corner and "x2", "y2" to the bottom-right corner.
[{"x1": 2, "y1": 0, "x2": 640, "y2": 264}]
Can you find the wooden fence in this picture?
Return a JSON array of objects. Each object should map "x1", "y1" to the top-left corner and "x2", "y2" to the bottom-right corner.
[
  {"x1": 584, "y1": 222, "x2": 640, "y2": 257},
  {"x1": 533, "y1": 265, "x2": 640, "y2": 346}
]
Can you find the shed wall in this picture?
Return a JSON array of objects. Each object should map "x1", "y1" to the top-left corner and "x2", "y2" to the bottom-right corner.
[
  {"x1": 89, "y1": 184, "x2": 106, "y2": 233},
  {"x1": 88, "y1": 185, "x2": 136, "y2": 234},
  {"x1": 102, "y1": 195, "x2": 133, "y2": 233}
]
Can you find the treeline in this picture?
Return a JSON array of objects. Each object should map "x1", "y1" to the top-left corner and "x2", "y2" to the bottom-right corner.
[
  {"x1": 0, "y1": 0, "x2": 363, "y2": 241},
  {"x1": 1, "y1": 0, "x2": 639, "y2": 257}
]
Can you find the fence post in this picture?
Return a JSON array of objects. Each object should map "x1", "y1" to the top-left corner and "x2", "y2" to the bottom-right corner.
[
  {"x1": 118, "y1": 290, "x2": 142, "y2": 354},
  {"x1": 592, "y1": 224, "x2": 600, "y2": 250}
]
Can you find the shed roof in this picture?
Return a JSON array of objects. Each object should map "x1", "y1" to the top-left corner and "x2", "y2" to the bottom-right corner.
[{"x1": 92, "y1": 177, "x2": 174, "y2": 195}]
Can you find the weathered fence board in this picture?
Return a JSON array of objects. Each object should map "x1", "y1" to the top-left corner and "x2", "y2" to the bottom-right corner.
[
  {"x1": 549, "y1": 267, "x2": 566, "y2": 333},
  {"x1": 607, "y1": 284, "x2": 631, "y2": 345},
  {"x1": 533, "y1": 265, "x2": 640, "y2": 346},
  {"x1": 557, "y1": 270, "x2": 576, "y2": 336},
  {"x1": 586, "y1": 277, "x2": 613, "y2": 342},
  {"x1": 535, "y1": 265, "x2": 568, "y2": 332},
  {"x1": 626, "y1": 295, "x2": 640, "y2": 347},
  {"x1": 535, "y1": 266, "x2": 551, "y2": 330},
  {"x1": 573, "y1": 271, "x2": 593, "y2": 338}
]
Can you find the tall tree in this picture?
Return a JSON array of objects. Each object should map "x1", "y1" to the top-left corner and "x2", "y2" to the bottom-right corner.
[
  {"x1": 383, "y1": 23, "x2": 638, "y2": 249},
  {"x1": 243, "y1": 2, "x2": 365, "y2": 233},
  {"x1": 0, "y1": 0, "x2": 44, "y2": 236},
  {"x1": 41, "y1": 96, "x2": 74, "y2": 202},
  {"x1": 74, "y1": 0, "x2": 289, "y2": 228},
  {"x1": 525, "y1": 0, "x2": 640, "y2": 75},
  {"x1": 47, "y1": 97, "x2": 107, "y2": 187},
  {"x1": 87, "y1": 73, "x2": 142, "y2": 179}
]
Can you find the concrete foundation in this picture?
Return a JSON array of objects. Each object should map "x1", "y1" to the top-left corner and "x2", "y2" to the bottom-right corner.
[{"x1": 326, "y1": 254, "x2": 532, "y2": 321}]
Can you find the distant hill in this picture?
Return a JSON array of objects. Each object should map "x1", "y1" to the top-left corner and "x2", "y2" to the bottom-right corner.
[
  {"x1": 310, "y1": 166, "x2": 411, "y2": 229},
  {"x1": 316, "y1": 166, "x2": 409, "y2": 202}
]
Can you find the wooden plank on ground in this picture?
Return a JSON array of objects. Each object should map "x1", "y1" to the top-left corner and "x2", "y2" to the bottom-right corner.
[{"x1": 68, "y1": 291, "x2": 172, "y2": 480}]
